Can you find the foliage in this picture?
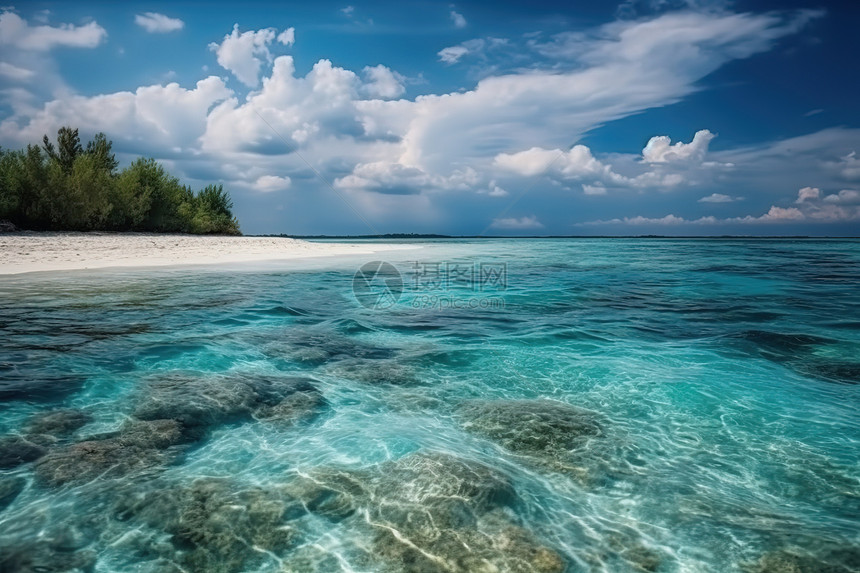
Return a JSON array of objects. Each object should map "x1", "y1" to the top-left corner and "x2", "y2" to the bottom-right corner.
[{"x1": 0, "y1": 128, "x2": 241, "y2": 235}]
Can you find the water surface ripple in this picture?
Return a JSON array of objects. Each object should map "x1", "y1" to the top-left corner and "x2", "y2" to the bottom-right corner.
[{"x1": 1, "y1": 239, "x2": 858, "y2": 572}]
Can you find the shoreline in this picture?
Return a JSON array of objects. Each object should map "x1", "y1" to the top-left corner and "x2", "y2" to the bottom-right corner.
[{"x1": 0, "y1": 232, "x2": 416, "y2": 275}]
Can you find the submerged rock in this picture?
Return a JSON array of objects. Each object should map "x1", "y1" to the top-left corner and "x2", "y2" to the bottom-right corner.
[
  {"x1": 743, "y1": 547, "x2": 860, "y2": 573},
  {"x1": 133, "y1": 372, "x2": 328, "y2": 435},
  {"x1": 795, "y1": 361, "x2": 860, "y2": 385},
  {"x1": 734, "y1": 330, "x2": 859, "y2": 385},
  {"x1": 736, "y1": 331, "x2": 833, "y2": 356},
  {"x1": 457, "y1": 399, "x2": 604, "y2": 477},
  {"x1": 0, "y1": 541, "x2": 96, "y2": 573},
  {"x1": 133, "y1": 373, "x2": 258, "y2": 430},
  {"x1": 267, "y1": 331, "x2": 397, "y2": 366},
  {"x1": 240, "y1": 375, "x2": 319, "y2": 406},
  {"x1": 34, "y1": 419, "x2": 185, "y2": 487},
  {"x1": 0, "y1": 476, "x2": 26, "y2": 512},
  {"x1": 113, "y1": 478, "x2": 299, "y2": 573},
  {"x1": 0, "y1": 372, "x2": 86, "y2": 403},
  {"x1": 286, "y1": 451, "x2": 565, "y2": 572},
  {"x1": 331, "y1": 358, "x2": 419, "y2": 386},
  {"x1": 24, "y1": 409, "x2": 93, "y2": 437},
  {"x1": 0, "y1": 435, "x2": 47, "y2": 469},
  {"x1": 255, "y1": 388, "x2": 328, "y2": 426}
]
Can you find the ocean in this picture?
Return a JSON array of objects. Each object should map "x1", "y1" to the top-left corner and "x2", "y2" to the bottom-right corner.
[{"x1": 1, "y1": 238, "x2": 858, "y2": 572}]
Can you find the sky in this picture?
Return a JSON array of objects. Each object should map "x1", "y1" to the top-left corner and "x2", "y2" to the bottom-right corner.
[{"x1": 0, "y1": 0, "x2": 858, "y2": 236}]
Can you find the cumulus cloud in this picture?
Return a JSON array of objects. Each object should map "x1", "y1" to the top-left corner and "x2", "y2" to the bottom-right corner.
[
  {"x1": 494, "y1": 142, "x2": 691, "y2": 190},
  {"x1": 490, "y1": 215, "x2": 543, "y2": 230},
  {"x1": 0, "y1": 77, "x2": 233, "y2": 153},
  {"x1": 254, "y1": 175, "x2": 291, "y2": 192},
  {"x1": 277, "y1": 27, "x2": 295, "y2": 46},
  {"x1": 590, "y1": 186, "x2": 860, "y2": 227},
  {"x1": 481, "y1": 181, "x2": 509, "y2": 197},
  {"x1": 583, "y1": 184, "x2": 608, "y2": 195},
  {"x1": 796, "y1": 186, "x2": 820, "y2": 203},
  {"x1": 361, "y1": 65, "x2": 405, "y2": 99},
  {"x1": 738, "y1": 187, "x2": 860, "y2": 223},
  {"x1": 699, "y1": 193, "x2": 742, "y2": 202},
  {"x1": 208, "y1": 25, "x2": 293, "y2": 87},
  {"x1": 450, "y1": 10, "x2": 467, "y2": 28},
  {"x1": 438, "y1": 44, "x2": 470, "y2": 64},
  {"x1": 642, "y1": 129, "x2": 715, "y2": 163},
  {"x1": 0, "y1": 10, "x2": 106, "y2": 50},
  {"x1": 334, "y1": 161, "x2": 479, "y2": 194},
  {"x1": 437, "y1": 37, "x2": 508, "y2": 65},
  {"x1": 831, "y1": 151, "x2": 860, "y2": 181},
  {"x1": 823, "y1": 189, "x2": 860, "y2": 204},
  {"x1": 135, "y1": 12, "x2": 184, "y2": 34},
  {"x1": 495, "y1": 145, "x2": 630, "y2": 186}
]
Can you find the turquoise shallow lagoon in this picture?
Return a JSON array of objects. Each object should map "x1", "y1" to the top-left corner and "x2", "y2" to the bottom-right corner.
[{"x1": 1, "y1": 238, "x2": 859, "y2": 572}]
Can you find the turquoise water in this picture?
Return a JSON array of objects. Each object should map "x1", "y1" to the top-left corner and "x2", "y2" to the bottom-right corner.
[{"x1": 1, "y1": 239, "x2": 859, "y2": 572}]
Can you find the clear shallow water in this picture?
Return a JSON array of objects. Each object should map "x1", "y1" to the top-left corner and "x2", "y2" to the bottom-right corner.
[{"x1": 0, "y1": 238, "x2": 859, "y2": 573}]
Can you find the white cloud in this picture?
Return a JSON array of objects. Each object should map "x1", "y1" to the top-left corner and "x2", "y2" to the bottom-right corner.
[
  {"x1": 334, "y1": 160, "x2": 479, "y2": 194},
  {"x1": 490, "y1": 215, "x2": 543, "y2": 230},
  {"x1": 0, "y1": 10, "x2": 106, "y2": 50},
  {"x1": 438, "y1": 45, "x2": 469, "y2": 64},
  {"x1": 483, "y1": 181, "x2": 508, "y2": 197},
  {"x1": 0, "y1": 77, "x2": 233, "y2": 152},
  {"x1": 495, "y1": 145, "x2": 630, "y2": 186},
  {"x1": 590, "y1": 185, "x2": 860, "y2": 227},
  {"x1": 202, "y1": 56, "x2": 365, "y2": 154},
  {"x1": 642, "y1": 129, "x2": 714, "y2": 163},
  {"x1": 583, "y1": 184, "x2": 608, "y2": 195},
  {"x1": 699, "y1": 193, "x2": 741, "y2": 203},
  {"x1": 622, "y1": 214, "x2": 704, "y2": 225},
  {"x1": 789, "y1": 187, "x2": 860, "y2": 222},
  {"x1": 494, "y1": 142, "x2": 691, "y2": 190},
  {"x1": 796, "y1": 186, "x2": 820, "y2": 203},
  {"x1": 341, "y1": 6, "x2": 355, "y2": 16},
  {"x1": 832, "y1": 151, "x2": 860, "y2": 181},
  {"x1": 752, "y1": 206, "x2": 805, "y2": 222},
  {"x1": 436, "y1": 37, "x2": 507, "y2": 65},
  {"x1": 0, "y1": 61, "x2": 34, "y2": 80},
  {"x1": 823, "y1": 189, "x2": 860, "y2": 204},
  {"x1": 450, "y1": 10, "x2": 467, "y2": 28},
  {"x1": 254, "y1": 175, "x2": 291, "y2": 192},
  {"x1": 208, "y1": 25, "x2": 293, "y2": 87},
  {"x1": 135, "y1": 12, "x2": 184, "y2": 34},
  {"x1": 361, "y1": 65, "x2": 405, "y2": 99},
  {"x1": 277, "y1": 27, "x2": 295, "y2": 46}
]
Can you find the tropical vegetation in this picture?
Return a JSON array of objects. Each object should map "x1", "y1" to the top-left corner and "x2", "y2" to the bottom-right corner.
[{"x1": 0, "y1": 127, "x2": 240, "y2": 234}]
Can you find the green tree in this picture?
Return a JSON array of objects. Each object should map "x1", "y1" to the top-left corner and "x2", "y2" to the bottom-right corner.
[
  {"x1": 0, "y1": 148, "x2": 22, "y2": 221},
  {"x1": 43, "y1": 126, "x2": 83, "y2": 175},
  {"x1": 20, "y1": 145, "x2": 51, "y2": 227},
  {"x1": 85, "y1": 132, "x2": 119, "y2": 175}
]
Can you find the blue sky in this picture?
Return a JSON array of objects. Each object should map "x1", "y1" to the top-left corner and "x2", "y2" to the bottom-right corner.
[{"x1": 1, "y1": 1, "x2": 858, "y2": 235}]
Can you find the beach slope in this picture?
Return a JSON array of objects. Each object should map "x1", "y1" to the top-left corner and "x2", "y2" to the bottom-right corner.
[{"x1": 0, "y1": 233, "x2": 410, "y2": 274}]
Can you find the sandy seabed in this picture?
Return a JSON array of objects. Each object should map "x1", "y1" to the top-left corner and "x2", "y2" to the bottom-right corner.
[{"x1": 0, "y1": 233, "x2": 412, "y2": 274}]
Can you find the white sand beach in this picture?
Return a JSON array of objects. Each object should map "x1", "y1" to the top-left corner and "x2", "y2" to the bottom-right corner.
[{"x1": 0, "y1": 233, "x2": 413, "y2": 274}]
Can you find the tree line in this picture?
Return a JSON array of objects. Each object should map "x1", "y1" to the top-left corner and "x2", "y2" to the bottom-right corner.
[{"x1": 0, "y1": 127, "x2": 240, "y2": 234}]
